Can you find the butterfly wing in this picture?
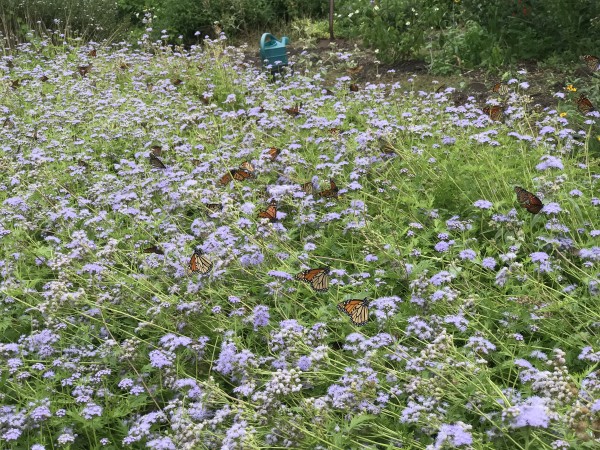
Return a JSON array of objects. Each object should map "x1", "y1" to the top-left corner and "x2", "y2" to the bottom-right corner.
[
  {"x1": 186, "y1": 249, "x2": 212, "y2": 275},
  {"x1": 219, "y1": 171, "x2": 234, "y2": 185},
  {"x1": 296, "y1": 268, "x2": 329, "y2": 292},
  {"x1": 232, "y1": 169, "x2": 254, "y2": 181},
  {"x1": 483, "y1": 106, "x2": 503, "y2": 121},
  {"x1": 349, "y1": 83, "x2": 359, "y2": 92},
  {"x1": 581, "y1": 54, "x2": 600, "y2": 72},
  {"x1": 577, "y1": 95, "x2": 594, "y2": 114},
  {"x1": 319, "y1": 179, "x2": 339, "y2": 198},
  {"x1": 258, "y1": 202, "x2": 277, "y2": 222},
  {"x1": 337, "y1": 299, "x2": 369, "y2": 326},
  {"x1": 149, "y1": 153, "x2": 166, "y2": 169},
  {"x1": 514, "y1": 186, "x2": 543, "y2": 214},
  {"x1": 302, "y1": 181, "x2": 314, "y2": 195},
  {"x1": 239, "y1": 161, "x2": 255, "y2": 173},
  {"x1": 143, "y1": 245, "x2": 164, "y2": 255},
  {"x1": 267, "y1": 147, "x2": 281, "y2": 161}
]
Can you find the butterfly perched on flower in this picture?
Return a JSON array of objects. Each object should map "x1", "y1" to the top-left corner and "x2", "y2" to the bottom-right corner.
[
  {"x1": 88, "y1": 49, "x2": 97, "y2": 57},
  {"x1": 143, "y1": 245, "x2": 164, "y2": 255},
  {"x1": 149, "y1": 153, "x2": 166, "y2": 169},
  {"x1": 319, "y1": 179, "x2": 339, "y2": 199},
  {"x1": 78, "y1": 64, "x2": 92, "y2": 77},
  {"x1": 284, "y1": 103, "x2": 302, "y2": 117},
  {"x1": 349, "y1": 83, "x2": 359, "y2": 92},
  {"x1": 337, "y1": 298, "x2": 370, "y2": 326},
  {"x1": 576, "y1": 94, "x2": 594, "y2": 114},
  {"x1": 483, "y1": 105, "x2": 504, "y2": 121},
  {"x1": 580, "y1": 54, "x2": 600, "y2": 72},
  {"x1": 514, "y1": 186, "x2": 544, "y2": 214},
  {"x1": 491, "y1": 82, "x2": 509, "y2": 95},
  {"x1": 151, "y1": 145, "x2": 162, "y2": 156},
  {"x1": 301, "y1": 181, "x2": 314, "y2": 195},
  {"x1": 295, "y1": 267, "x2": 330, "y2": 292},
  {"x1": 267, "y1": 147, "x2": 281, "y2": 161},
  {"x1": 204, "y1": 203, "x2": 223, "y2": 213},
  {"x1": 171, "y1": 78, "x2": 183, "y2": 86},
  {"x1": 219, "y1": 161, "x2": 256, "y2": 185},
  {"x1": 185, "y1": 247, "x2": 213, "y2": 275},
  {"x1": 257, "y1": 200, "x2": 278, "y2": 222}
]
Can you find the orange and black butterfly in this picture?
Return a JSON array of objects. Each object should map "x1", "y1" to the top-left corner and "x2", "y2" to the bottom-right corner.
[
  {"x1": 576, "y1": 94, "x2": 595, "y2": 114},
  {"x1": 185, "y1": 247, "x2": 213, "y2": 275},
  {"x1": 295, "y1": 267, "x2": 330, "y2": 292},
  {"x1": 149, "y1": 153, "x2": 166, "y2": 169},
  {"x1": 205, "y1": 203, "x2": 223, "y2": 212},
  {"x1": 514, "y1": 186, "x2": 544, "y2": 214},
  {"x1": 78, "y1": 65, "x2": 92, "y2": 77},
  {"x1": 219, "y1": 161, "x2": 255, "y2": 185},
  {"x1": 349, "y1": 83, "x2": 359, "y2": 92},
  {"x1": 143, "y1": 245, "x2": 164, "y2": 255},
  {"x1": 337, "y1": 298, "x2": 370, "y2": 326},
  {"x1": 267, "y1": 147, "x2": 281, "y2": 161},
  {"x1": 301, "y1": 181, "x2": 314, "y2": 195},
  {"x1": 492, "y1": 82, "x2": 509, "y2": 95},
  {"x1": 88, "y1": 49, "x2": 97, "y2": 57},
  {"x1": 40, "y1": 75, "x2": 49, "y2": 82},
  {"x1": 319, "y1": 179, "x2": 339, "y2": 199},
  {"x1": 284, "y1": 103, "x2": 302, "y2": 117},
  {"x1": 151, "y1": 145, "x2": 163, "y2": 156},
  {"x1": 581, "y1": 54, "x2": 600, "y2": 72},
  {"x1": 258, "y1": 201, "x2": 278, "y2": 222},
  {"x1": 347, "y1": 65, "x2": 364, "y2": 75},
  {"x1": 483, "y1": 105, "x2": 504, "y2": 121},
  {"x1": 328, "y1": 128, "x2": 341, "y2": 136}
]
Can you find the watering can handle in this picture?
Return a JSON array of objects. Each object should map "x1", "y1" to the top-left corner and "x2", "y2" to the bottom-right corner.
[{"x1": 260, "y1": 33, "x2": 278, "y2": 49}]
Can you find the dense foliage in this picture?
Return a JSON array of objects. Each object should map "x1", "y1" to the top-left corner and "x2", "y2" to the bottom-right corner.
[
  {"x1": 336, "y1": 0, "x2": 600, "y2": 72},
  {"x1": 0, "y1": 33, "x2": 599, "y2": 449}
]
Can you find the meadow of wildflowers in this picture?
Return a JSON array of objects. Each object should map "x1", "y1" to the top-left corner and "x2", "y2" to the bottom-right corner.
[{"x1": 0, "y1": 31, "x2": 599, "y2": 450}]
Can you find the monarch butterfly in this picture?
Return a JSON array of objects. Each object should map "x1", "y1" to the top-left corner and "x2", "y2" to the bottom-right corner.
[
  {"x1": 319, "y1": 179, "x2": 339, "y2": 199},
  {"x1": 378, "y1": 138, "x2": 396, "y2": 155},
  {"x1": 149, "y1": 153, "x2": 166, "y2": 169},
  {"x1": 88, "y1": 49, "x2": 97, "y2": 57},
  {"x1": 204, "y1": 203, "x2": 223, "y2": 212},
  {"x1": 337, "y1": 298, "x2": 370, "y2": 326},
  {"x1": 576, "y1": 94, "x2": 595, "y2": 114},
  {"x1": 240, "y1": 161, "x2": 255, "y2": 173},
  {"x1": 284, "y1": 103, "x2": 302, "y2": 117},
  {"x1": 267, "y1": 147, "x2": 281, "y2": 161},
  {"x1": 580, "y1": 54, "x2": 600, "y2": 72},
  {"x1": 219, "y1": 161, "x2": 256, "y2": 184},
  {"x1": 143, "y1": 245, "x2": 164, "y2": 255},
  {"x1": 78, "y1": 65, "x2": 92, "y2": 77},
  {"x1": 483, "y1": 105, "x2": 504, "y2": 121},
  {"x1": 349, "y1": 83, "x2": 359, "y2": 92},
  {"x1": 492, "y1": 82, "x2": 509, "y2": 95},
  {"x1": 347, "y1": 65, "x2": 364, "y2": 75},
  {"x1": 258, "y1": 201, "x2": 278, "y2": 222},
  {"x1": 295, "y1": 267, "x2": 330, "y2": 292},
  {"x1": 301, "y1": 181, "x2": 315, "y2": 195},
  {"x1": 151, "y1": 145, "x2": 162, "y2": 156},
  {"x1": 186, "y1": 247, "x2": 213, "y2": 275},
  {"x1": 514, "y1": 186, "x2": 544, "y2": 214}
]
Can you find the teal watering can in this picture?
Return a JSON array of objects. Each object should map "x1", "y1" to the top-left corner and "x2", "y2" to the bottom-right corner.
[{"x1": 259, "y1": 33, "x2": 290, "y2": 70}]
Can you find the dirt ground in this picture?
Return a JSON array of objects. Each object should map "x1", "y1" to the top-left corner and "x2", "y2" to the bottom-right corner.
[{"x1": 244, "y1": 36, "x2": 593, "y2": 110}]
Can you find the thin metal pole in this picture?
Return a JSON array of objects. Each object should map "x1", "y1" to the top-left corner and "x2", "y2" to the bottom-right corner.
[{"x1": 329, "y1": 0, "x2": 334, "y2": 40}]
